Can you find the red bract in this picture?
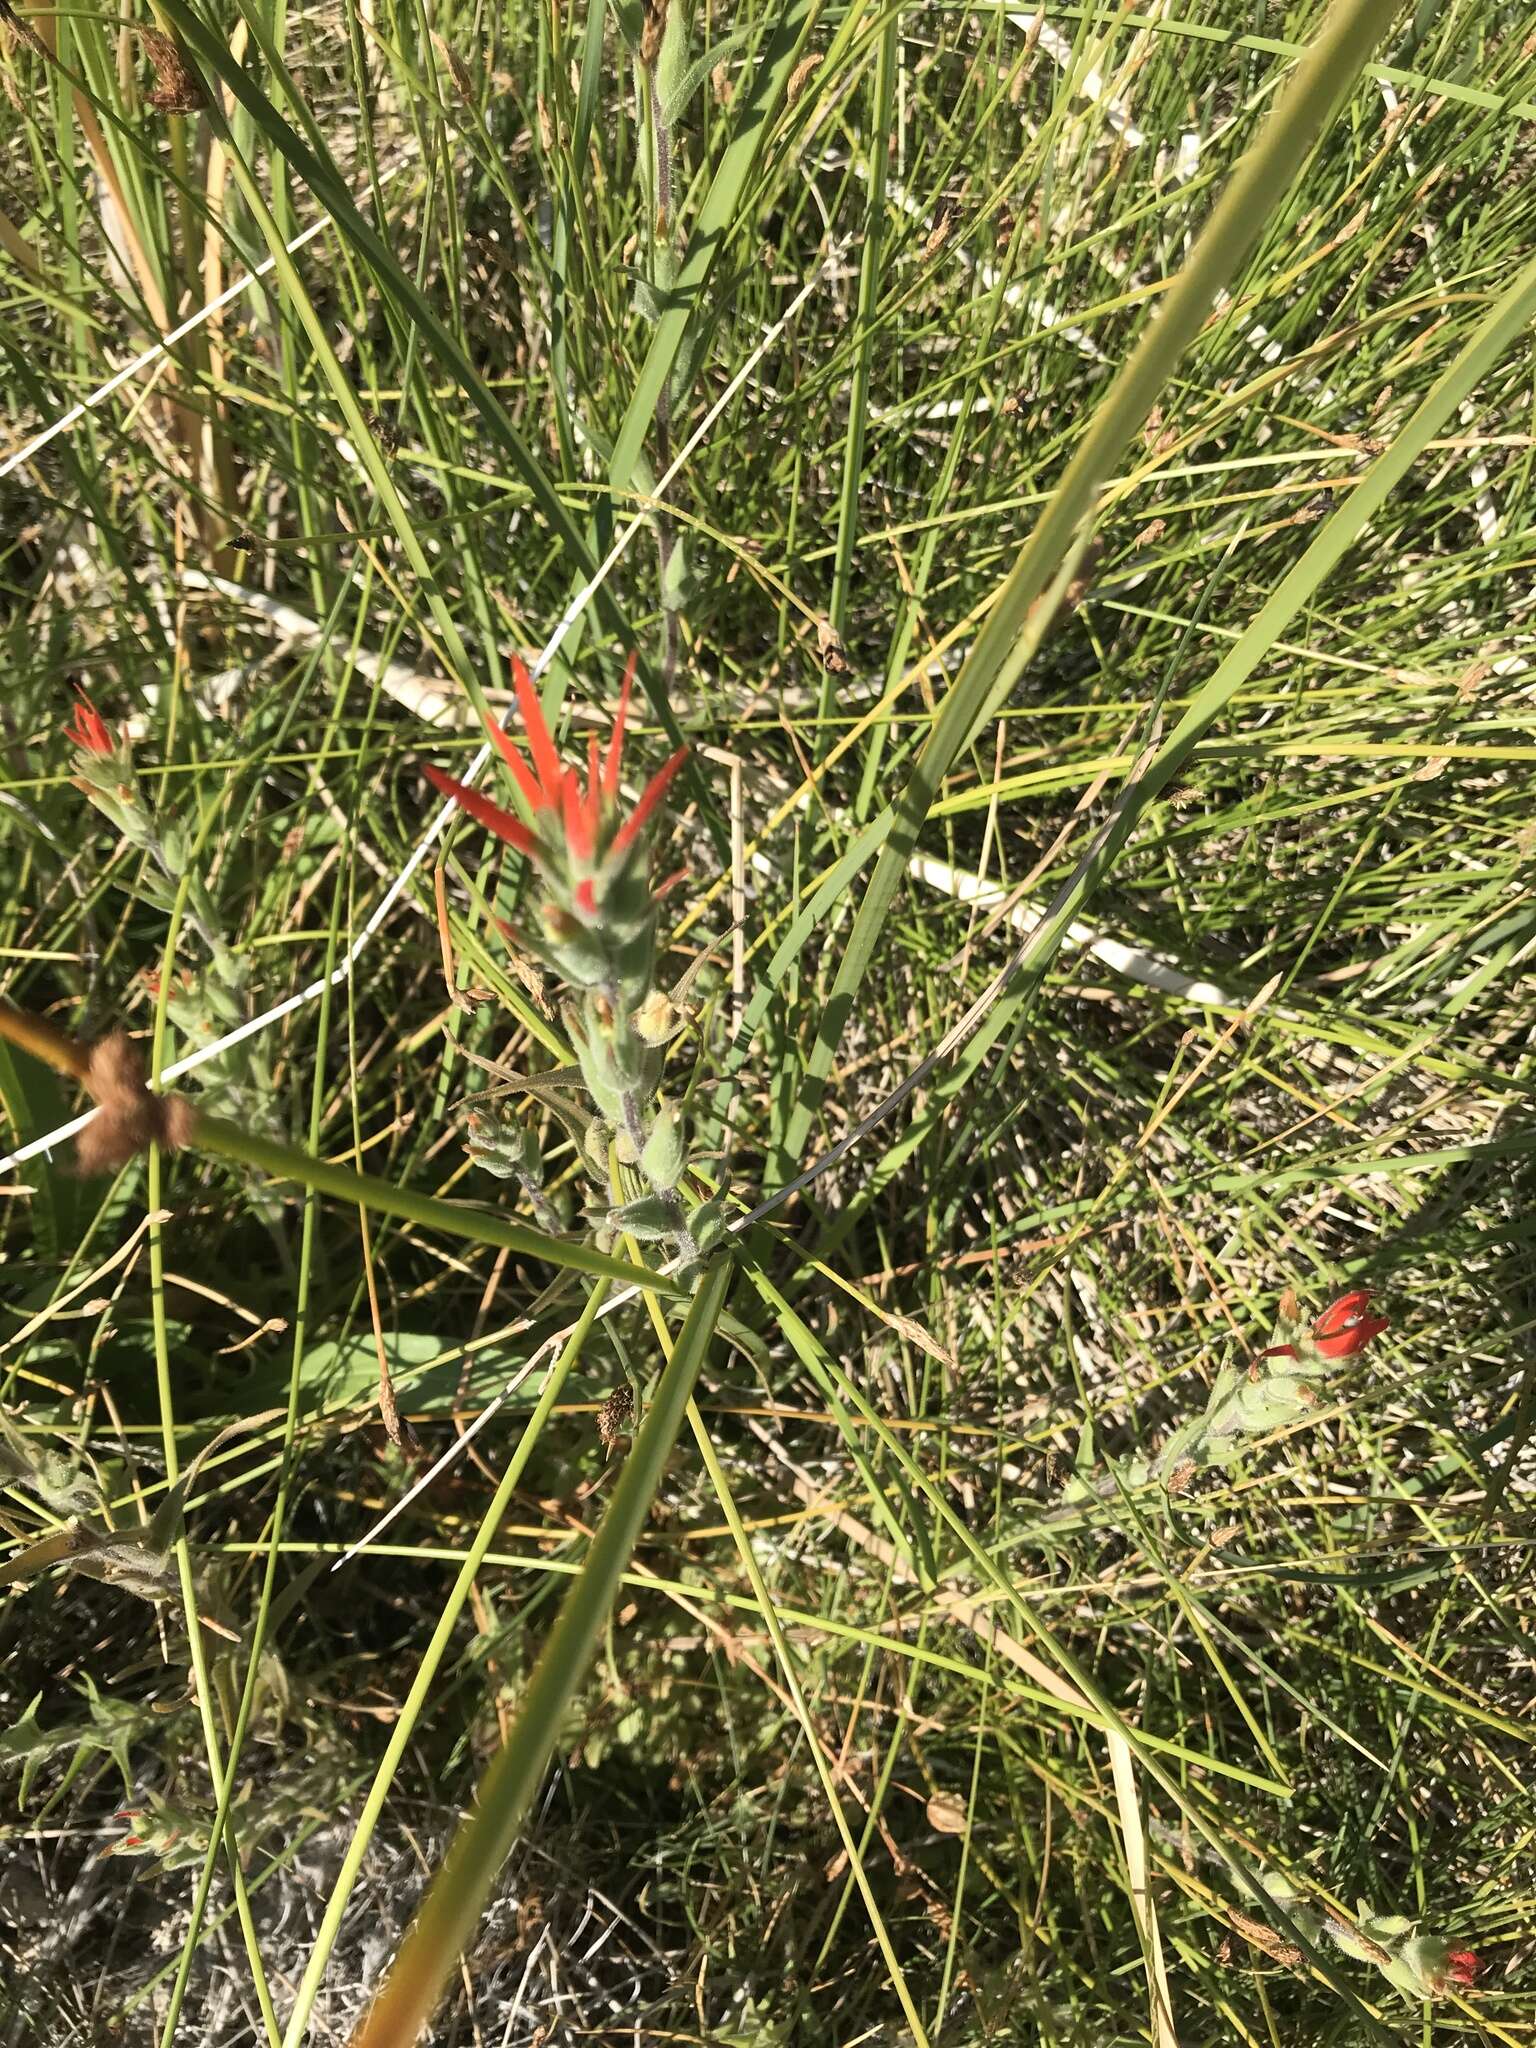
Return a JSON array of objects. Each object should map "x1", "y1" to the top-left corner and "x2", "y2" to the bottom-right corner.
[
  {"x1": 1312, "y1": 1287, "x2": 1389, "y2": 1359},
  {"x1": 421, "y1": 653, "x2": 686, "y2": 895},
  {"x1": 1447, "y1": 1950, "x2": 1479, "y2": 1988},
  {"x1": 66, "y1": 693, "x2": 115, "y2": 756},
  {"x1": 420, "y1": 762, "x2": 537, "y2": 856}
]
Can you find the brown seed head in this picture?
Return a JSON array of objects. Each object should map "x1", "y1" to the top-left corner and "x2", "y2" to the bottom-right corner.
[
  {"x1": 816, "y1": 619, "x2": 849, "y2": 674},
  {"x1": 1165, "y1": 1457, "x2": 1197, "y2": 1497},
  {"x1": 787, "y1": 52, "x2": 822, "y2": 103},
  {"x1": 0, "y1": 0, "x2": 47, "y2": 61},
  {"x1": 138, "y1": 26, "x2": 206, "y2": 113},
  {"x1": 75, "y1": 1030, "x2": 196, "y2": 1176},
  {"x1": 1228, "y1": 1908, "x2": 1302, "y2": 1968},
  {"x1": 430, "y1": 31, "x2": 474, "y2": 108},
  {"x1": 598, "y1": 1382, "x2": 634, "y2": 1456},
  {"x1": 640, "y1": 0, "x2": 667, "y2": 70},
  {"x1": 921, "y1": 210, "x2": 954, "y2": 263}
]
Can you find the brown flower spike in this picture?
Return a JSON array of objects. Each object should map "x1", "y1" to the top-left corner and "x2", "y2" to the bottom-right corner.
[
  {"x1": 639, "y1": 0, "x2": 667, "y2": 70},
  {"x1": 597, "y1": 1382, "x2": 634, "y2": 1457},
  {"x1": 138, "y1": 25, "x2": 206, "y2": 113}
]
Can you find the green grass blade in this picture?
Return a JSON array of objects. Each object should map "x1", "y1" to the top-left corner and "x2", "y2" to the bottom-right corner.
[
  {"x1": 933, "y1": 224, "x2": 1536, "y2": 1097},
  {"x1": 824, "y1": 14, "x2": 895, "y2": 722},
  {"x1": 605, "y1": 0, "x2": 815, "y2": 495},
  {"x1": 191, "y1": 1112, "x2": 682, "y2": 1293},
  {"x1": 145, "y1": 885, "x2": 281, "y2": 2041},
  {"x1": 277, "y1": 1279, "x2": 612, "y2": 2048},
  {"x1": 778, "y1": 0, "x2": 1400, "y2": 1167},
  {"x1": 348, "y1": 1256, "x2": 733, "y2": 2048},
  {"x1": 0, "y1": 1038, "x2": 83, "y2": 1265},
  {"x1": 155, "y1": 0, "x2": 632, "y2": 655},
  {"x1": 154, "y1": 815, "x2": 350, "y2": 2048}
]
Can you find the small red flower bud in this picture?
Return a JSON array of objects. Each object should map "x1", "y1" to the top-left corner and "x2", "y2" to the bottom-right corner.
[
  {"x1": 1447, "y1": 1950, "x2": 1478, "y2": 1988},
  {"x1": 1312, "y1": 1287, "x2": 1389, "y2": 1359},
  {"x1": 66, "y1": 692, "x2": 115, "y2": 756}
]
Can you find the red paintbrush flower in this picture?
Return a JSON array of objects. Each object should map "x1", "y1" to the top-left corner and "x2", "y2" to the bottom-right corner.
[
  {"x1": 1255, "y1": 1285, "x2": 1389, "y2": 1367},
  {"x1": 1311, "y1": 1287, "x2": 1389, "y2": 1359},
  {"x1": 66, "y1": 692, "x2": 115, "y2": 756},
  {"x1": 421, "y1": 653, "x2": 686, "y2": 910}
]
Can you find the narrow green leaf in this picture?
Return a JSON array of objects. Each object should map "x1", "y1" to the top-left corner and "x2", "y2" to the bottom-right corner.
[
  {"x1": 778, "y1": 0, "x2": 1400, "y2": 1168},
  {"x1": 154, "y1": 0, "x2": 638, "y2": 661},
  {"x1": 349, "y1": 1257, "x2": 733, "y2": 2048},
  {"x1": 940, "y1": 225, "x2": 1536, "y2": 1103},
  {"x1": 0, "y1": 1039, "x2": 83, "y2": 1263},
  {"x1": 606, "y1": 0, "x2": 814, "y2": 494},
  {"x1": 824, "y1": 12, "x2": 895, "y2": 721},
  {"x1": 661, "y1": 28, "x2": 756, "y2": 127},
  {"x1": 191, "y1": 1112, "x2": 683, "y2": 1293}
]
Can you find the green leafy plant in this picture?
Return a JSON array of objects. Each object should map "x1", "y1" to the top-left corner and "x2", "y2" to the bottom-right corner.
[
  {"x1": 1233, "y1": 1864, "x2": 1481, "y2": 2003},
  {"x1": 423, "y1": 654, "x2": 729, "y2": 1282},
  {"x1": 1061, "y1": 1285, "x2": 1392, "y2": 1510}
]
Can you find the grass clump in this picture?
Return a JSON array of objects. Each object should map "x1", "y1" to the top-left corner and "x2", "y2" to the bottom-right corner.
[{"x1": 2, "y1": 1, "x2": 1533, "y2": 2042}]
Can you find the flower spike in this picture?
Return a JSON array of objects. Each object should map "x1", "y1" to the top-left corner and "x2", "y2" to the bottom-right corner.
[{"x1": 418, "y1": 654, "x2": 687, "y2": 1012}]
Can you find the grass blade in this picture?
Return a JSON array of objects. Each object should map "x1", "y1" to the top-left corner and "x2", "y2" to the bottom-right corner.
[
  {"x1": 779, "y1": 0, "x2": 1400, "y2": 1166},
  {"x1": 930, "y1": 221, "x2": 1536, "y2": 1100},
  {"x1": 276, "y1": 1280, "x2": 613, "y2": 2048},
  {"x1": 155, "y1": 0, "x2": 635, "y2": 661},
  {"x1": 192, "y1": 1112, "x2": 683, "y2": 1293},
  {"x1": 605, "y1": 0, "x2": 815, "y2": 495},
  {"x1": 348, "y1": 1256, "x2": 733, "y2": 2048}
]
